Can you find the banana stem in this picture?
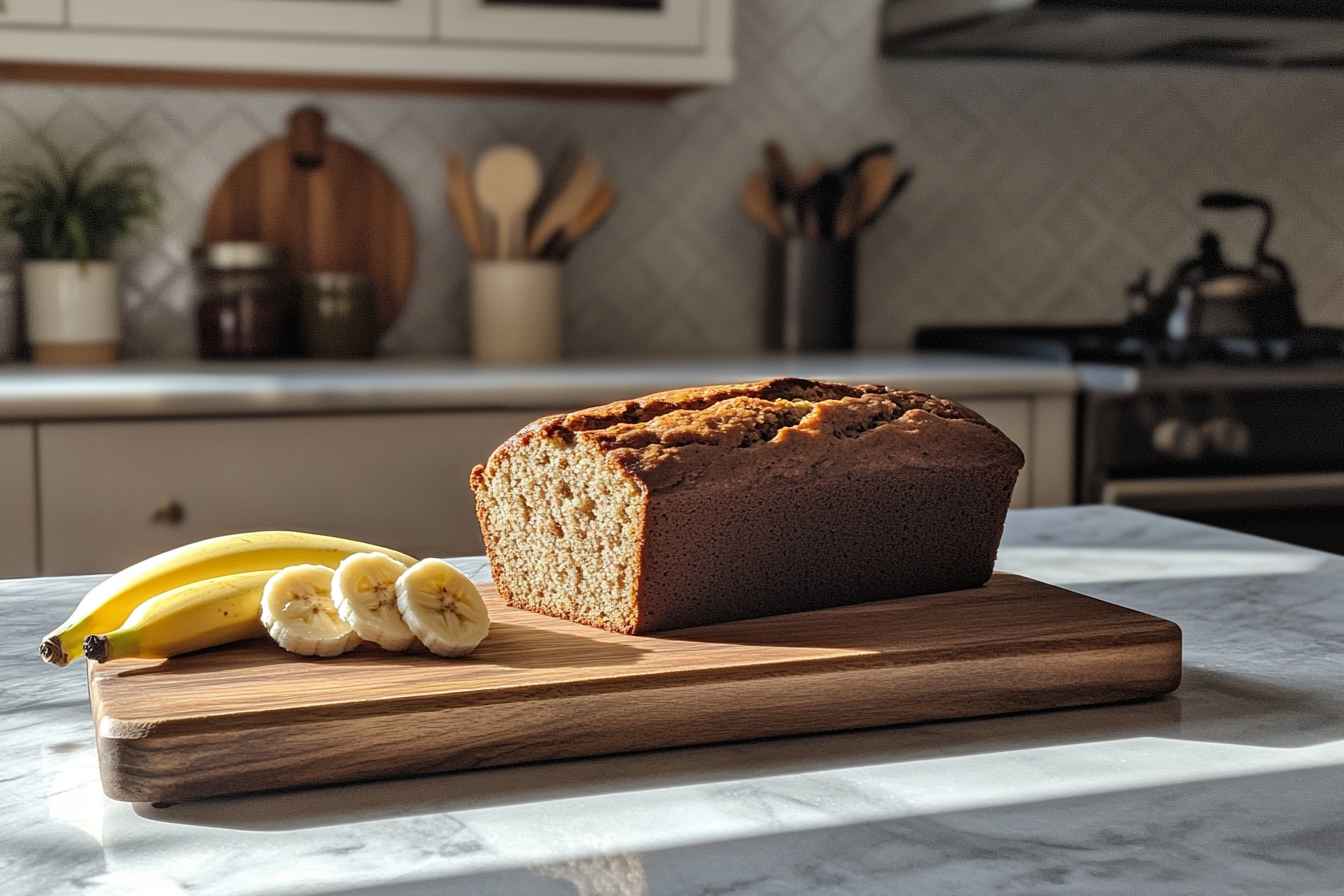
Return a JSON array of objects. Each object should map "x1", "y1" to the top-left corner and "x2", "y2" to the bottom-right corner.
[
  {"x1": 39, "y1": 637, "x2": 70, "y2": 667},
  {"x1": 41, "y1": 622, "x2": 103, "y2": 666},
  {"x1": 83, "y1": 634, "x2": 112, "y2": 663}
]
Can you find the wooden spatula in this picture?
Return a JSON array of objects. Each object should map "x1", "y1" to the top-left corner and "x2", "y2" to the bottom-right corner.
[
  {"x1": 473, "y1": 145, "x2": 542, "y2": 259},
  {"x1": 528, "y1": 143, "x2": 578, "y2": 236},
  {"x1": 526, "y1": 152, "x2": 602, "y2": 257},
  {"x1": 445, "y1": 152, "x2": 486, "y2": 258},
  {"x1": 857, "y1": 154, "x2": 898, "y2": 225},
  {"x1": 740, "y1": 172, "x2": 786, "y2": 238},
  {"x1": 548, "y1": 181, "x2": 616, "y2": 259}
]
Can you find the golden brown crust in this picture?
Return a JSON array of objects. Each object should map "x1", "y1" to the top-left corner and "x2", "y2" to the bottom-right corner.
[
  {"x1": 545, "y1": 378, "x2": 885, "y2": 435},
  {"x1": 471, "y1": 378, "x2": 1021, "y2": 497}
]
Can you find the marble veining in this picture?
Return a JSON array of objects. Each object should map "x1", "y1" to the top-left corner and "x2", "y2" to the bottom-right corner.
[{"x1": 4, "y1": 507, "x2": 1344, "y2": 895}]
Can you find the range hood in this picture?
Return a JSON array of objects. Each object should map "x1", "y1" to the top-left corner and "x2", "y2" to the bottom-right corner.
[{"x1": 881, "y1": 1, "x2": 1344, "y2": 67}]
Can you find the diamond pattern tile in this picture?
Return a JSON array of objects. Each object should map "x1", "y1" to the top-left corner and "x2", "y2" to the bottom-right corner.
[
  {"x1": 123, "y1": 106, "x2": 192, "y2": 169},
  {"x1": 0, "y1": 84, "x2": 68, "y2": 131},
  {"x1": 2, "y1": 0, "x2": 1343, "y2": 359},
  {"x1": 40, "y1": 99, "x2": 111, "y2": 159},
  {"x1": 199, "y1": 111, "x2": 268, "y2": 166}
]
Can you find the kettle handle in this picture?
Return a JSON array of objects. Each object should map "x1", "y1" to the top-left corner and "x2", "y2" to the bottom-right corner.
[{"x1": 1199, "y1": 191, "x2": 1273, "y2": 262}]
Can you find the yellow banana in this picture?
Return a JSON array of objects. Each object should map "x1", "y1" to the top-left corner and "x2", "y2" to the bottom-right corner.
[
  {"x1": 40, "y1": 532, "x2": 416, "y2": 666},
  {"x1": 83, "y1": 570, "x2": 278, "y2": 662}
]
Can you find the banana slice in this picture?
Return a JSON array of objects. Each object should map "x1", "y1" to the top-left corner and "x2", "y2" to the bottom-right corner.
[
  {"x1": 395, "y1": 559, "x2": 490, "y2": 657},
  {"x1": 261, "y1": 565, "x2": 360, "y2": 657},
  {"x1": 331, "y1": 552, "x2": 414, "y2": 652}
]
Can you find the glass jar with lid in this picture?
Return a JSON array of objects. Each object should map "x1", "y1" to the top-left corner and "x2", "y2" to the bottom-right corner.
[
  {"x1": 193, "y1": 242, "x2": 295, "y2": 359},
  {"x1": 299, "y1": 272, "x2": 379, "y2": 358}
]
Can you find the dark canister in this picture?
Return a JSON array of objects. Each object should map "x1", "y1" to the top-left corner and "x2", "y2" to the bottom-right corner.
[
  {"x1": 194, "y1": 242, "x2": 294, "y2": 359},
  {"x1": 765, "y1": 237, "x2": 857, "y2": 352},
  {"x1": 299, "y1": 272, "x2": 379, "y2": 358}
]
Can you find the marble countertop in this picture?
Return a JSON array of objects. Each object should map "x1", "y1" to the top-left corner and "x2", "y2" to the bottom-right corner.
[
  {"x1": 6, "y1": 506, "x2": 1344, "y2": 895},
  {"x1": 0, "y1": 353, "x2": 1076, "y2": 420}
]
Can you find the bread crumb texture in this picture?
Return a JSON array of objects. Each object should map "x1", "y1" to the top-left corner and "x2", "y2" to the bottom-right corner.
[{"x1": 471, "y1": 378, "x2": 1025, "y2": 633}]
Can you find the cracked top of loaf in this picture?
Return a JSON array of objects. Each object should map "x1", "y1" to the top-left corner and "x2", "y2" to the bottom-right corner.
[{"x1": 471, "y1": 378, "x2": 1025, "y2": 494}]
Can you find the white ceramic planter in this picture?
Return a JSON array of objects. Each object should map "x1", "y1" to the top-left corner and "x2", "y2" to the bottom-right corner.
[
  {"x1": 23, "y1": 260, "x2": 121, "y2": 365},
  {"x1": 469, "y1": 260, "x2": 563, "y2": 364}
]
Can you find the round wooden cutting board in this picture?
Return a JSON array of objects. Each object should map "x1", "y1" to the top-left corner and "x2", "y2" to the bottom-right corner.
[{"x1": 203, "y1": 107, "x2": 415, "y2": 332}]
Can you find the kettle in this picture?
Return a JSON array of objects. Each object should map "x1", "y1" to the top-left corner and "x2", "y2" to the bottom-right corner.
[{"x1": 1126, "y1": 191, "x2": 1300, "y2": 345}]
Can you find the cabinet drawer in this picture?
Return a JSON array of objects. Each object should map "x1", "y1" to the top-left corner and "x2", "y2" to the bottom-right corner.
[
  {"x1": 949, "y1": 397, "x2": 1032, "y2": 509},
  {"x1": 0, "y1": 424, "x2": 37, "y2": 579},
  {"x1": 69, "y1": 0, "x2": 434, "y2": 40},
  {"x1": 0, "y1": 0, "x2": 63, "y2": 27},
  {"x1": 38, "y1": 412, "x2": 542, "y2": 576},
  {"x1": 437, "y1": 0, "x2": 706, "y2": 50}
]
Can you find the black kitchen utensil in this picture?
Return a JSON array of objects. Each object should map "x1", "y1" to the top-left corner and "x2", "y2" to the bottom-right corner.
[
  {"x1": 745, "y1": 139, "x2": 912, "y2": 351},
  {"x1": 763, "y1": 141, "x2": 797, "y2": 206},
  {"x1": 811, "y1": 169, "x2": 848, "y2": 240}
]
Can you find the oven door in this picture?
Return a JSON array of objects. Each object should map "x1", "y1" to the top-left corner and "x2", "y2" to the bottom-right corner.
[{"x1": 1101, "y1": 472, "x2": 1344, "y2": 554}]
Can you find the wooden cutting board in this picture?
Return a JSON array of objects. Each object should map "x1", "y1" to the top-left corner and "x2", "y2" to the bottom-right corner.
[
  {"x1": 202, "y1": 106, "x2": 415, "y2": 331},
  {"x1": 88, "y1": 574, "x2": 1181, "y2": 803}
]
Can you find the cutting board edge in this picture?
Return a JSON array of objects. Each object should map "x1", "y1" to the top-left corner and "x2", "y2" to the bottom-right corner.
[{"x1": 93, "y1": 634, "x2": 1181, "y2": 803}]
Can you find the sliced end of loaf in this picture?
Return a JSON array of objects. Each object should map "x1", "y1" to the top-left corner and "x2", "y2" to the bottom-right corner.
[{"x1": 472, "y1": 434, "x2": 645, "y2": 633}]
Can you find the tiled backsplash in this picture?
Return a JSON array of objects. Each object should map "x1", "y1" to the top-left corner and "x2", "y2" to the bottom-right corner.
[{"x1": 1, "y1": 0, "x2": 1342, "y2": 358}]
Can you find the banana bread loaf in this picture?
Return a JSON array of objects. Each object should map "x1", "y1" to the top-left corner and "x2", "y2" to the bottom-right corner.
[{"x1": 470, "y1": 378, "x2": 1024, "y2": 634}]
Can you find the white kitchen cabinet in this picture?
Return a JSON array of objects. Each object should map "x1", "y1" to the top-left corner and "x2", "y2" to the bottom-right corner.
[
  {"x1": 0, "y1": 0, "x2": 62, "y2": 27},
  {"x1": 37, "y1": 411, "x2": 545, "y2": 576},
  {"x1": 437, "y1": 0, "x2": 709, "y2": 50},
  {"x1": 1025, "y1": 394, "x2": 1074, "y2": 507},
  {"x1": 2, "y1": 0, "x2": 732, "y2": 88},
  {"x1": 0, "y1": 424, "x2": 37, "y2": 578},
  {"x1": 69, "y1": 1, "x2": 434, "y2": 40},
  {"x1": 949, "y1": 397, "x2": 1032, "y2": 509}
]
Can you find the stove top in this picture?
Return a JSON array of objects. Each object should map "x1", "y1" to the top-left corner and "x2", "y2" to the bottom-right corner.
[{"x1": 916, "y1": 324, "x2": 1344, "y2": 393}]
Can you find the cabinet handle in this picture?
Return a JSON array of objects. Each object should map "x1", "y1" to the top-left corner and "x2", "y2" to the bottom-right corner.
[{"x1": 150, "y1": 500, "x2": 186, "y2": 526}]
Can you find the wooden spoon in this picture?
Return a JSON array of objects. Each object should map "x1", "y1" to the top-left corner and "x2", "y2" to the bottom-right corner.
[
  {"x1": 740, "y1": 172, "x2": 786, "y2": 238},
  {"x1": 444, "y1": 152, "x2": 486, "y2": 258},
  {"x1": 473, "y1": 145, "x2": 542, "y2": 259},
  {"x1": 526, "y1": 152, "x2": 602, "y2": 257}
]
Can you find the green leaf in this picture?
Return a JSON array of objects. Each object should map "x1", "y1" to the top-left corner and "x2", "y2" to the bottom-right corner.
[{"x1": 0, "y1": 134, "x2": 160, "y2": 262}]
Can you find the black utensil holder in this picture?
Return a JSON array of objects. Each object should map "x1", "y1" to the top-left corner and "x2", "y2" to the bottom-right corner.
[{"x1": 765, "y1": 237, "x2": 856, "y2": 352}]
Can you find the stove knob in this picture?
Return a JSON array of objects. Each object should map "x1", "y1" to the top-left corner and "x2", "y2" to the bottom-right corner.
[
  {"x1": 1202, "y1": 417, "x2": 1251, "y2": 457},
  {"x1": 1153, "y1": 418, "x2": 1204, "y2": 461}
]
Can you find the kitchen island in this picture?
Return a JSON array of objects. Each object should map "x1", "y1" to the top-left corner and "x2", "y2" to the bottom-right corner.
[{"x1": 5, "y1": 506, "x2": 1342, "y2": 895}]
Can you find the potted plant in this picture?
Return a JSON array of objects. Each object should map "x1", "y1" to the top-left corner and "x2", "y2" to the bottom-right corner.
[{"x1": 0, "y1": 136, "x2": 160, "y2": 364}]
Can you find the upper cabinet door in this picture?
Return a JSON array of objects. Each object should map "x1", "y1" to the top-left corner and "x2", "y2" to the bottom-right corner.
[
  {"x1": 0, "y1": 0, "x2": 63, "y2": 26},
  {"x1": 437, "y1": 0, "x2": 706, "y2": 50},
  {"x1": 69, "y1": 0, "x2": 435, "y2": 40}
]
